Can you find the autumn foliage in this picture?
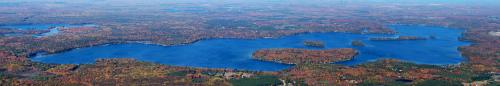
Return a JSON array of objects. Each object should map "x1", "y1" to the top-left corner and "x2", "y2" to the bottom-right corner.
[{"x1": 253, "y1": 48, "x2": 357, "y2": 64}]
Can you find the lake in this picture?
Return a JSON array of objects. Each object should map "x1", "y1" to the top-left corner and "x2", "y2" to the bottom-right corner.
[
  {"x1": 0, "y1": 24, "x2": 97, "y2": 37},
  {"x1": 30, "y1": 25, "x2": 470, "y2": 71}
]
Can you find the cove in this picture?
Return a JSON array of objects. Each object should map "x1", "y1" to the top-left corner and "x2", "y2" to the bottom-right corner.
[{"x1": 30, "y1": 25, "x2": 470, "y2": 71}]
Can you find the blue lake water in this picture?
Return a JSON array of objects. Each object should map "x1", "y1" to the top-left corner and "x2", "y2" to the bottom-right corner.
[
  {"x1": 30, "y1": 25, "x2": 470, "y2": 71},
  {"x1": 0, "y1": 24, "x2": 97, "y2": 37}
]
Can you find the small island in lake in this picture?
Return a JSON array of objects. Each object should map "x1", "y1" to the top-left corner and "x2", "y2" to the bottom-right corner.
[
  {"x1": 351, "y1": 40, "x2": 365, "y2": 47},
  {"x1": 303, "y1": 40, "x2": 325, "y2": 48},
  {"x1": 369, "y1": 36, "x2": 427, "y2": 41},
  {"x1": 252, "y1": 48, "x2": 357, "y2": 64}
]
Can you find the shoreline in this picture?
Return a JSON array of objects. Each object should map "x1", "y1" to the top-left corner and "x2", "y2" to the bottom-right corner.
[{"x1": 26, "y1": 24, "x2": 473, "y2": 72}]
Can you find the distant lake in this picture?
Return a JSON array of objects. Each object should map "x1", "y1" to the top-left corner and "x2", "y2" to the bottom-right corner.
[
  {"x1": 0, "y1": 24, "x2": 97, "y2": 37},
  {"x1": 30, "y1": 25, "x2": 470, "y2": 71}
]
